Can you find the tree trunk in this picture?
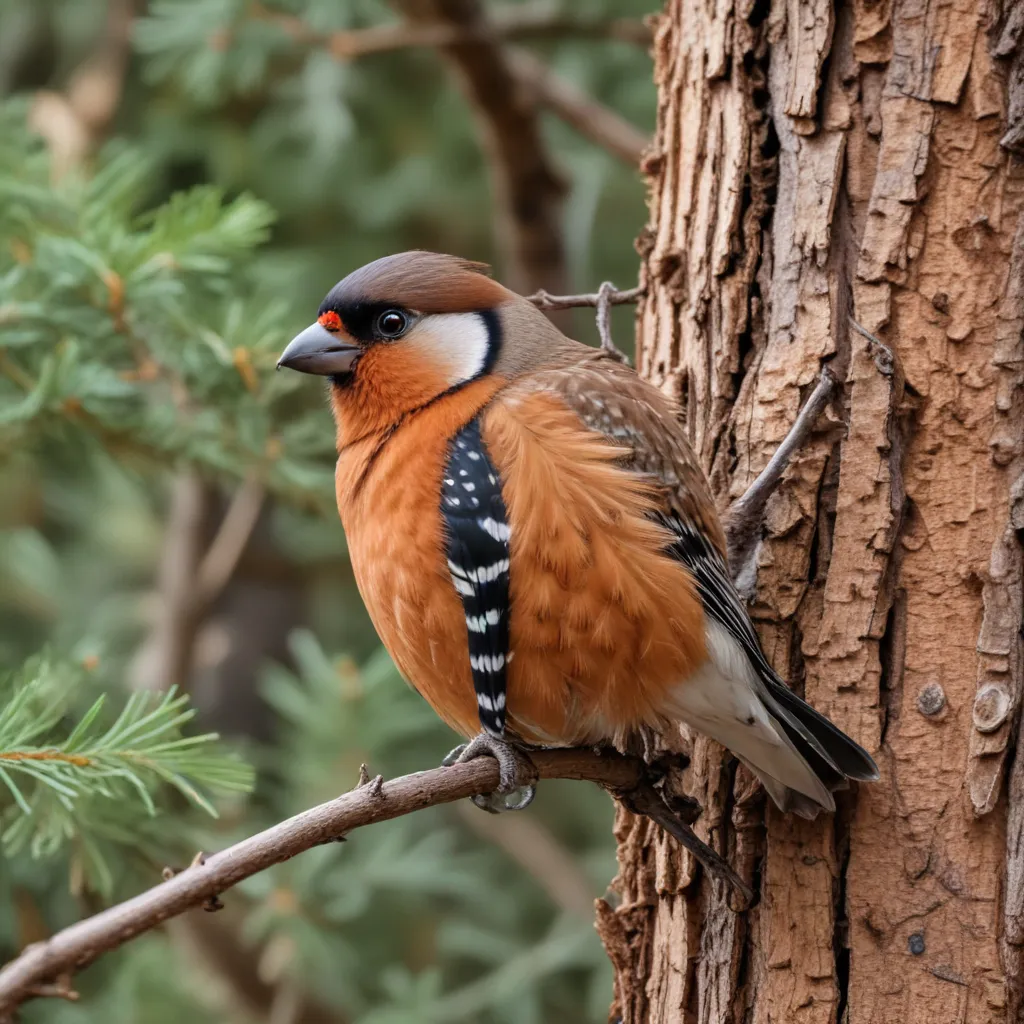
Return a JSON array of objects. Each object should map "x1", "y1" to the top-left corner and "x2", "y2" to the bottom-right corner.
[{"x1": 597, "y1": 2, "x2": 1024, "y2": 1022}]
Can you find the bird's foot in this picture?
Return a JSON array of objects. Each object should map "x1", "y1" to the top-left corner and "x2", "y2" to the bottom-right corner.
[{"x1": 443, "y1": 733, "x2": 538, "y2": 813}]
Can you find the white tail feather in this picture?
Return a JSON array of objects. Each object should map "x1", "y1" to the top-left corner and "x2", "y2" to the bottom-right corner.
[{"x1": 665, "y1": 621, "x2": 834, "y2": 813}]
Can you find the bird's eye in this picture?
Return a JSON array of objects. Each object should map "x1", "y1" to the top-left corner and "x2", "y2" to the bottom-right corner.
[{"x1": 376, "y1": 310, "x2": 408, "y2": 339}]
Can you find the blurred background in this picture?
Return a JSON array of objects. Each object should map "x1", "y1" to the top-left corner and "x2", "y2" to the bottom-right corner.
[{"x1": 0, "y1": 1, "x2": 655, "y2": 1021}]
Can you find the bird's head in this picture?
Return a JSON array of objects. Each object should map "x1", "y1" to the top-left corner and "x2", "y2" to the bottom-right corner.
[{"x1": 277, "y1": 251, "x2": 566, "y2": 437}]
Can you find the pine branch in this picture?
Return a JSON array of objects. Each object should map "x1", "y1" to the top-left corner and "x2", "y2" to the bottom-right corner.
[
  {"x1": 0, "y1": 660, "x2": 253, "y2": 845},
  {"x1": 0, "y1": 748, "x2": 747, "y2": 1017}
]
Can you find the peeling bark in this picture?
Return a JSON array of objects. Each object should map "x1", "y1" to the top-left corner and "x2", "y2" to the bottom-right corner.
[{"x1": 600, "y1": 0, "x2": 1024, "y2": 1020}]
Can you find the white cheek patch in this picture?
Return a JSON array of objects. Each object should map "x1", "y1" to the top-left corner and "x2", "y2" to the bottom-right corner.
[{"x1": 407, "y1": 312, "x2": 493, "y2": 387}]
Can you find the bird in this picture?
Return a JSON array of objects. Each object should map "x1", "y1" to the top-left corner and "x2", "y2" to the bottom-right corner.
[{"x1": 277, "y1": 251, "x2": 878, "y2": 818}]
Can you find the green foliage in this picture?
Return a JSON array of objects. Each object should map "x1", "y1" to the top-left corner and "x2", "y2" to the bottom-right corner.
[
  {"x1": 0, "y1": 654, "x2": 252, "y2": 895},
  {"x1": 0, "y1": 102, "x2": 336, "y2": 507}
]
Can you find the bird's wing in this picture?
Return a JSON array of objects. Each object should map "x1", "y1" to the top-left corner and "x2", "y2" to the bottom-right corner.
[
  {"x1": 441, "y1": 417, "x2": 511, "y2": 737},
  {"x1": 530, "y1": 355, "x2": 729, "y2": 555},
  {"x1": 531, "y1": 355, "x2": 878, "y2": 785}
]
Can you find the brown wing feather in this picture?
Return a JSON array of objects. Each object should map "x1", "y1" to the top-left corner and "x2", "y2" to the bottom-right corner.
[{"x1": 519, "y1": 350, "x2": 728, "y2": 557}]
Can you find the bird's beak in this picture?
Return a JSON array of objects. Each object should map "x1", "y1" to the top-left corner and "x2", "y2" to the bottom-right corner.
[{"x1": 277, "y1": 323, "x2": 361, "y2": 376}]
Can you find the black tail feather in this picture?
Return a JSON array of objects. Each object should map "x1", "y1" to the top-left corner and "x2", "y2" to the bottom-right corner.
[{"x1": 764, "y1": 676, "x2": 879, "y2": 783}]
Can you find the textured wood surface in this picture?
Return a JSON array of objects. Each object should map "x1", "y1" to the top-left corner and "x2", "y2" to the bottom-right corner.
[{"x1": 599, "y1": 1, "x2": 1024, "y2": 1020}]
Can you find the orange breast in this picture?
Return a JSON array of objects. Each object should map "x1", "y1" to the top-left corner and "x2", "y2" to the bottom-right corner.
[
  {"x1": 482, "y1": 392, "x2": 708, "y2": 748},
  {"x1": 335, "y1": 376, "x2": 503, "y2": 740},
  {"x1": 336, "y1": 383, "x2": 709, "y2": 749}
]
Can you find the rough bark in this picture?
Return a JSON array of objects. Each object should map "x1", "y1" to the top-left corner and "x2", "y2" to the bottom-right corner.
[{"x1": 598, "y1": 1, "x2": 1024, "y2": 1021}]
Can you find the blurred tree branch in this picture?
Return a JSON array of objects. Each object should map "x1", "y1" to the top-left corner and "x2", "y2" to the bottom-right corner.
[
  {"x1": 507, "y1": 47, "x2": 649, "y2": 165},
  {"x1": 453, "y1": 804, "x2": 596, "y2": 919},
  {"x1": 390, "y1": 0, "x2": 569, "y2": 299},
  {"x1": 251, "y1": 2, "x2": 651, "y2": 56},
  {"x1": 27, "y1": 0, "x2": 134, "y2": 177}
]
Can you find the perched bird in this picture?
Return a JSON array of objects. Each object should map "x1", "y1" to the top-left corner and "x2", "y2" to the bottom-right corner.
[{"x1": 278, "y1": 252, "x2": 878, "y2": 817}]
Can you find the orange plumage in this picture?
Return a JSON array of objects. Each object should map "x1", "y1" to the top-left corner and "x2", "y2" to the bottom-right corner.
[{"x1": 279, "y1": 251, "x2": 878, "y2": 818}]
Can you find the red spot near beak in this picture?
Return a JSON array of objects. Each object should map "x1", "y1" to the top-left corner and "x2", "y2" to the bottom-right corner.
[{"x1": 318, "y1": 311, "x2": 342, "y2": 332}]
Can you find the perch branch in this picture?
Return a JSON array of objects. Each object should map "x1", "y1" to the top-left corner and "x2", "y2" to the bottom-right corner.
[{"x1": 0, "y1": 749, "x2": 749, "y2": 1016}]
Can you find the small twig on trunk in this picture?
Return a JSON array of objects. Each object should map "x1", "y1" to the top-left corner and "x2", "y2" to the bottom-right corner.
[
  {"x1": 527, "y1": 283, "x2": 641, "y2": 361},
  {"x1": 0, "y1": 748, "x2": 746, "y2": 1016},
  {"x1": 849, "y1": 318, "x2": 895, "y2": 376},
  {"x1": 724, "y1": 368, "x2": 837, "y2": 599}
]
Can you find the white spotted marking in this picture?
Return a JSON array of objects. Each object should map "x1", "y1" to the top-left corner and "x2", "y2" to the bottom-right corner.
[
  {"x1": 479, "y1": 517, "x2": 511, "y2": 542},
  {"x1": 466, "y1": 609, "x2": 502, "y2": 632},
  {"x1": 468, "y1": 451, "x2": 481, "y2": 460},
  {"x1": 452, "y1": 577, "x2": 475, "y2": 597},
  {"x1": 477, "y1": 692, "x2": 507, "y2": 711},
  {"x1": 463, "y1": 482, "x2": 475, "y2": 492},
  {"x1": 471, "y1": 653, "x2": 505, "y2": 674}
]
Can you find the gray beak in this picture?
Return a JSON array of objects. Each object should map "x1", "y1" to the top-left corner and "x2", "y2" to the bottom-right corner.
[{"x1": 277, "y1": 323, "x2": 361, "y2": 376}]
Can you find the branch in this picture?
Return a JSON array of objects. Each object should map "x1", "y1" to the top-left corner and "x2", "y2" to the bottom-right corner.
[
  {"x1": 526, "y1": 282, "x2": 642, "y2": 361},
  {"x1": 194, "y1": 474, "x2": 266, "y2": 610},
  {"x1": 0, "y1": 748, "x2": 749, "y2": 1016},
  {"x1": 724, "y1": 368, "x2": 837, "y2": 599},
  {"x1": 506, "y1": 48, "x2": 649, "y2": 165},
  {"x1": 389, "y1": 0, "x2": 568, "y2": 299},
  {"x1": 251, "y1": 3, "x2": 651, "y2": 56}
]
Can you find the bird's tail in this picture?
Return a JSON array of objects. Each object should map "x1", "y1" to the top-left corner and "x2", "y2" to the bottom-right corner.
[
  {"x1": 750, "y1": 672, "x2": 879, "y2": 818},
  {"x1": 667, "y1": 629, "x2": 879, "y2": 819}
]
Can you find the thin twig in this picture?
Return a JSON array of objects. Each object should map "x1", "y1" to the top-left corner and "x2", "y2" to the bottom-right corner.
[
  {"x1": 527, "y1": 282, "x2": 641, "y2": 361},
  {"x1": 0, "y1": 748, "x2": 746, "y2": 1015},
  {"x1": 194, "y1": 474, "x2": 266, "y2": 610},
  {"x1": 526, "y1": 284, "x2": 643, "y2": 310},
  {"x1": 724, "y1": 368, "x2": 837, "y2": 599}
]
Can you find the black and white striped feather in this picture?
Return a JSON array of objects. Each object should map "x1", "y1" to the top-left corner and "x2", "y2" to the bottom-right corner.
[
  {"x1": 657, "y1": 511, "x2": 878, "y2": 786},
  {"x1": 442, "y1": 419, "x2": 511, "y2": 736}
]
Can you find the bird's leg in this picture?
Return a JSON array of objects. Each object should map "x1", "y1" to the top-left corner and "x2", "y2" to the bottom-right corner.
[{"x1": 443, "y1": 733, "x2": 539, "y2": 813}]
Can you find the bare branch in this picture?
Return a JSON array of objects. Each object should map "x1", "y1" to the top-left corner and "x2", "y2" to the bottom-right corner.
[
  {"x1": 724, "y1": 368, "x2": 838, "y2": 599},
  {"x1": 249, "y1": 3, "x2": 651, "y2": 56},
  {"x1": 0, "y1": 748, "x2": 749, "y2": 1016},
  {"x1": 27, "y1": 0, "x2": 133, "y2": 177},
  {"x1": 507, "y1": 48, "x2": 649, "y2": 165},
  {"x1": 194, "y1": 475, "x2": 266, "y2": 610}
]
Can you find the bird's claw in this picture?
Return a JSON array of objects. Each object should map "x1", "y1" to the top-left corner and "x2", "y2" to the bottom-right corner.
[{"x1": 443, "y1": 733, "x2": 538, "y2": 812}]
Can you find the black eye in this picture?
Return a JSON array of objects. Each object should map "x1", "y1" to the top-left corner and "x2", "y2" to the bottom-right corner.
[{"x1": 376, "y1": 310, "x2": 408, "y2": 339}]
